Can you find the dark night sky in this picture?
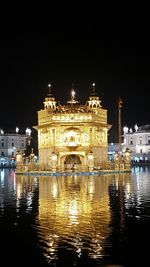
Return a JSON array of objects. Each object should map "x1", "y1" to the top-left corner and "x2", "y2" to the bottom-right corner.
[{"x1": 0, "y1": 11, "x2": 149, "y2": 142}]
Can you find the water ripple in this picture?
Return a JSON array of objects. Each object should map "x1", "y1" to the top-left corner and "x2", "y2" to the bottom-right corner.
[{"x1": 1, "y1": 168, "x2": 150, "y2": 266}]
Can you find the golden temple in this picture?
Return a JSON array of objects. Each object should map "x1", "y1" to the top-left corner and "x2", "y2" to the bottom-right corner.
[{"x1": 35, "y1": 83, "x2": 111, "y2": 171}]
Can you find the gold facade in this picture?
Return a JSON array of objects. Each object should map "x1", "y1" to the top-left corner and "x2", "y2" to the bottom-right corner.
[{"x1": 36, "y1": 84, "x2": 111, "y2": 170}]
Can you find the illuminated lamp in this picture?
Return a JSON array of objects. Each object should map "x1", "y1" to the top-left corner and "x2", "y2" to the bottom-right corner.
[
  {"x1": 87, "y1": 150, "x2": 94, "y2": 171},
  {"x1": 124, "y1": 148, "x2": 131, "y2": 170},
  {"x1": 15, "y1": 150, "x2": 23, "y2": 165},
  {"x1": 50, "y1": 151, "x2": 58, "y2": 172}
]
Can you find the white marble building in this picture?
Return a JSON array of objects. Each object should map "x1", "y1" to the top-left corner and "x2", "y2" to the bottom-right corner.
[
  {"x1": 0, "y1": 128, "x2": 31, "y2": 166},
  {"x1": 123, "y1": 124, "x2": 150, "y2": 162},
  {"x1": 108, "y1": 125, "x2": 150, "y2": 163}
]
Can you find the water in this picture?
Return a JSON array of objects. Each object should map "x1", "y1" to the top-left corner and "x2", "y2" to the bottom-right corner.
[{"x1": 0, "y1": 167, "x2": 150, "y2": 266}]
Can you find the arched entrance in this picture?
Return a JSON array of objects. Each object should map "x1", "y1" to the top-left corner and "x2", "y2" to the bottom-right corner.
[{"x1": 64, "y1": 154, "x2": 81, "y2": 171}]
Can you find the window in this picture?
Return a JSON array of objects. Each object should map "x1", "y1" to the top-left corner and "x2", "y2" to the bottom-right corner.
[
  {"x1": 1, "y1": 142, "x2": 4, "y2": 148},
  {"x1": 1, "y1": 152, "x2": 4, "y2": 156},
  {"x1": 130, "y1": 140, "x2": 133, "y2": 145},
  {"x1": 140, "y1": 140, "x2": 142, "y2": 144},
  {"x1": 12, "y1": 142, "x2": 14, "y2": 147}
]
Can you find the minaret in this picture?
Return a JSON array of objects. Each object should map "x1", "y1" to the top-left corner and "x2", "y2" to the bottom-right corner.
[
  {"x1": 43, "y1": 84, "x2": 57, "y2": 110},
  {"x1": 87, "y1": 83, "x2": 102, "y2": 109}
]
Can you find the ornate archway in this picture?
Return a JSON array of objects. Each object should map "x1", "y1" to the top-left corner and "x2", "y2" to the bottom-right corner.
[{"x1": 64, "y1": 154, "x2": 82, "y2": 171}]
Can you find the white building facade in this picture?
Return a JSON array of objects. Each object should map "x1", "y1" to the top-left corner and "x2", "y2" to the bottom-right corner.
[
  {"x1": 0, "y1": 129, "x2": 31, "y2": 167},
  {"x1": 123, "y1": 124, "x2": 150, "y2": 163}
]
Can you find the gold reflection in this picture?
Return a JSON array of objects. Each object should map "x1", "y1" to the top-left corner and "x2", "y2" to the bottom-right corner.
[
  {"x1": 15, "y1": 175, "x2": 37, "y2": 210},
  {"x1": 38, "y1": 175, "x2": 112, "y2": 260},
  {"x1": 13, "y1": 173, "x2": 134, "y2": 261},
  {"x1": 15, "y1": 175, "x2": 36, "y2": 199}
]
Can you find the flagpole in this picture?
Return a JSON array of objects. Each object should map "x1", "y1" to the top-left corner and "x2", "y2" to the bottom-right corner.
[{"x1": 118, "y1": 97, "x2": 122, "y2": 154}]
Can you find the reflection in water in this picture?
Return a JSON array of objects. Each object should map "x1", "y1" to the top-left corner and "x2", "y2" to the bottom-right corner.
[
  {"x1": 37, "y1": 174, "x2": 129, "y2": 263},
  {"x1": 38, "y1": 175, "x2": 111, "y2": 261},
  {"x1": 1, "y1": 168, "x2": 150, "y2": 266},
  {"x1": 15, "y1": 175, "x2": 38, "y2": 213},
  {"x1": 0, "y1": 169, "x2": 38, "y2": 218}
]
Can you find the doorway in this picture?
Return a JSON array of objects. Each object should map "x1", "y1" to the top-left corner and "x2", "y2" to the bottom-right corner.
[{"x1": 64, "y1": 154, "x2": 81, "y2": 171}]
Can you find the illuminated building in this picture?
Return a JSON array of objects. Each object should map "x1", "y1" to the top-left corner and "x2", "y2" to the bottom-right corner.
[
  {"x1": 35, "y1": 83, "x2": 111, "y2": 170},
  {"x1": 123, "y1": 124, "x2": 150, "y2": 163},
  {"x1": 0, "y1": 128, "x2": 31, "y2": 167}
]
